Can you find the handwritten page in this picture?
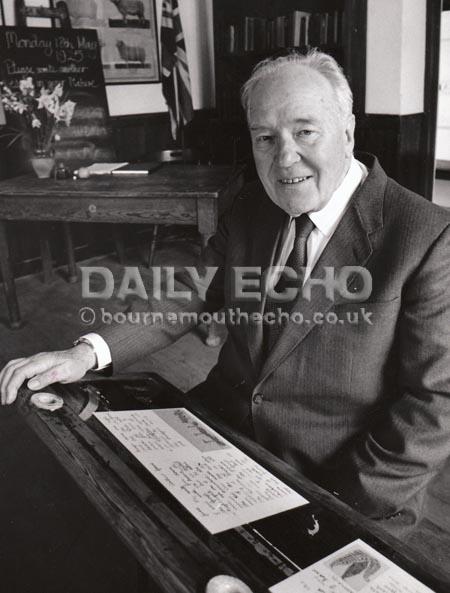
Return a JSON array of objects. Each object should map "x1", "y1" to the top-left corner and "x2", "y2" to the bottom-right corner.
[
  {"x1": 95, "y1": 408, "x2": 308, "y2": 534},
  {"x1": 270, "y1": 539, "x2": 435, "y2": 593}
]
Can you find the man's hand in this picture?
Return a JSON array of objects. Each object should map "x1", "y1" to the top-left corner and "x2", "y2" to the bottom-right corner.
[{"x1": 0, "y1": 343, "x2": 97, "y2": 405}]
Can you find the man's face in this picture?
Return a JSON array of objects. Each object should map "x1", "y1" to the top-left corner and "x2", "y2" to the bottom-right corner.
[{"x1": 248, "y1": 64, "x2": 355, "y2": 216}]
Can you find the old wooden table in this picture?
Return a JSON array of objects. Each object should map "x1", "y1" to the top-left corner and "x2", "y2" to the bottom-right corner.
[
  {"x1": 15, "y1": 374, "x2": 450, "y2": 593},
  {"x1": 0, "y1": 164, "x2": 245, "y2": 328}
]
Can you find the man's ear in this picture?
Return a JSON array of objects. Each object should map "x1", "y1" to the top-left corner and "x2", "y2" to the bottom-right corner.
[{"x1": 344, "y1": 114, "x2": 356, "y2": 156}]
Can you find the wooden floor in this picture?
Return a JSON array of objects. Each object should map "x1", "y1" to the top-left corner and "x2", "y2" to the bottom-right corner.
[{"x1": 1, "y1": 232, "x2": 450, "y2": 591}]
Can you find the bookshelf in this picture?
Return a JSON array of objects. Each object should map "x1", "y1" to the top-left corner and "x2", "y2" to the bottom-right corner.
[{"x1": 211, "y1": 0, "x2": 367, "y2": 166}]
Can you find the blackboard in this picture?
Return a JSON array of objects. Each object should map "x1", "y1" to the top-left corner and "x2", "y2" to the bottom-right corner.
[{"x1": 0, "y1": 26, "x2": 115, "y2": 166}]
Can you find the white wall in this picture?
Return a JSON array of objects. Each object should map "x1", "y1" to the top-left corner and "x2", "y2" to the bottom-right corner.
[
  {"x1": 436, "y1": 11, "x2": 450, "y2": 163},
  {"x1": 2, "y1": 0, "x2": 215, "y2": 116},
  {"x1": 366, "y1": 0, "x2": 426, "y2": 115},
  {"x1": 107, "y1": 0, "x2": 215, "y2": 115},
  {"x1": 3, "y1": 1, "x2": 432, "y2": 118}
]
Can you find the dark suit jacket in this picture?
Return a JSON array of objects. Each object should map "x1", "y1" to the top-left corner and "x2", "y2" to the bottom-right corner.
[{"x1": 101, "y1": 154, "x2": 450, "y2": 538}]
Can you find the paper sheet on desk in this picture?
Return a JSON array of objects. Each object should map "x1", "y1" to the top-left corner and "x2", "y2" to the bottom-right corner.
[
  {"x1": 270, "y1": 539, "x2": 435, "y2": 593},
  {"x1": 95, "y1": 408, "x2": 308, "y2": 534},
  {"x1": 85, "y1": 162, "x2": 128, "y2": 175}
]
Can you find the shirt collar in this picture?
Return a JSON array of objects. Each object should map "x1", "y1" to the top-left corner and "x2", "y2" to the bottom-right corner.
[{"x1": 308, "y1": 157, "x2": 366, "y2": 237}]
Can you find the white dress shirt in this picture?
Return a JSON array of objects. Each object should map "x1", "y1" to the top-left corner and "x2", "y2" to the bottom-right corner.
[
  {"x1": 80, "y1": 157, "x2": 368, "y2": 370},
  {"x1": 268, "y1": 156, "x2": 367, "y2": 291}
]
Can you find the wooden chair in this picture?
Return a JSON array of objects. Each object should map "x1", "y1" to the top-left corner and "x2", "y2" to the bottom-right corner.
[
  {"x1": 147, "y1": 149, "x2": 198, "y2": 267},
  {"x1": 150, "y1": 149, "x2": 222, "y2": 347}
]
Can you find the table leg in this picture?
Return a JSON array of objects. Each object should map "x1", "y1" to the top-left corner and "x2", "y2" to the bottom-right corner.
[
  {"x1": 200, "y1": 232, "x2": 213, "y2": 250},
  {"x1": 0, "y1": 220, "x2": 21, "y2": 328},
  {"x1": 113, "y1": 225, "x2": 126, "y2": 265},
  {"x1": 62, "y1": 222, "x2": 78, "y2": 283},
  {"x1": 38, "y1": 223, "x2": 53, "y2": 284},
  {"x1": 205, "y1": 321, "x2": 221, "y2": 347},
  {"x1": 147, "y1": 224, "x2": 159, "y2": 268},
  {"x1": 197, "y1": 198, "x2": 216, "y2": 251},
  {"x1": 198, "y1": 230, "x2": 220, "y2": 346},
  {"x1": 197, "y1": 198, "x2": 219, "y2": 346}
]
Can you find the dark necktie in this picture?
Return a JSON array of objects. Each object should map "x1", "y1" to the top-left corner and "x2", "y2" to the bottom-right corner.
[
  {"x1": 283, "y1": 214, "x2": 315, "y2": 279},
  {"x1": 263, "y1": 214, "x2": 315, "y2": 353}
]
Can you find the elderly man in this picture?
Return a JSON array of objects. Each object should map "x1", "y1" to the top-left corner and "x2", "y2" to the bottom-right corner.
[{"x1": 1, "y1": 50, "x2": 450, "y2": 539}]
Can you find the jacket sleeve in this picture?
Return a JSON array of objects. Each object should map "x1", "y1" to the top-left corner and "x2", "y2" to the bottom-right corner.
[
  {"x1": 96, "y1": 206, "x2": 232, "y2": 373},
  {"x1": 323, "y1": 224, "x2": 450, "y2": 534}
]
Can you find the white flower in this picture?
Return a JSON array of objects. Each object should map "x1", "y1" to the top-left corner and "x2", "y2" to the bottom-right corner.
[
  {"x1": 36, "y1": 89, "x2": 49, "y2": 109},
  {"x1": 55, "y1": 100, "x2": 76, "y2": 126},
  {"x1": 1, "y1": 87, "x2": 20, "y2": 111},
  {"x1": 53, "y1": 83, "x2": 63, "y2": 98},
  {"x1": 1, "y1": 97, "x2": 13, "y2": 110},
  {"x1": 0, "y1": 78, "x2": 76, "y2": 152},
  {"x1": 37, "y1": 89, "x2": 58, "y2": 115},
  {"x1": 19, "y1": 77, "x2": 35, "y2": 96},
  {"x1": 2, "y1": 85, "x2": 14, "y2": 97},
  {"x1": 9, "y1": 100, "x2": 27, "y2": 114}
]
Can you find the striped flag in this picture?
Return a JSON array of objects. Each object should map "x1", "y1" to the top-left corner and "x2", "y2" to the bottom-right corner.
[{"x1": 161, "y1": 0, "x2": 194, "y2": 140}]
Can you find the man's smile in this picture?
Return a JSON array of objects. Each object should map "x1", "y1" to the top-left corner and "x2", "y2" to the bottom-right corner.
[{"x1": 278, "y1": 175, "x2": 313, "y2": 185}]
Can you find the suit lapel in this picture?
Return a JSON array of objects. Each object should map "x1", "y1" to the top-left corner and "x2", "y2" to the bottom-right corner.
[
  {"x1": 236, "y1": 188, "x2": 287, "y2": 371},
  {"x1": 257, "y1": 155, "x2": 386, "y2": 384}
]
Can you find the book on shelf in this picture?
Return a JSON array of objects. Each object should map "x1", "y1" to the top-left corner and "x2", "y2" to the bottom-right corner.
[
  {"x1": 290, "y1": 10, "x2": 311, "y2": 47},
  {"x1": 254, "y1": 17, "x2": 267, "y2": 52},
  {"x1": 308, "y1": 13, "x2": 321, "y2": 46},
  {"x1": 275, "y1": 15, "x2": 287, "y2": 48},
  {"x1": 320, "y1": 12, "x2": 329, "y2": 45},
  {"x1": 267, "y1": 19, "x2": 276, "y2": 50},
  {"x1": 226, "y1": 24, "x2": 235, "y2": 54},
  {"x1": 244, "y1": 16, "x2": 254, "y2": 52},
  {"x1": 331, "y1": 10, "x2": 343, "y2": 45},
  {"x1": 310, "y1": 11, "x2": 342, "y2": 46},
  {"x1": 219, "y1": 9, "x2": 343, "y2": 56}
]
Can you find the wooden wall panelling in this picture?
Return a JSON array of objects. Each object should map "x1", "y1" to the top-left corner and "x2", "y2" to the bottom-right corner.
[
  {"x1": 420, "y1": 0, "x2": 443, "y2": 200},
  {"x1": 111, "y1": 110, "x2": 221, "y2": 165},
  {"x1": 112, "y1": 114, "x2": 172, "y2": 162},
  {"x1": 398, "y1": 114, "x2": 426, "y2": 196},
  {"x1": 355, "y1": 114, "x2": 425, "y2": 197},
  {"x1": 343, "y1": 0, "x2": 367, "y2": 115}
]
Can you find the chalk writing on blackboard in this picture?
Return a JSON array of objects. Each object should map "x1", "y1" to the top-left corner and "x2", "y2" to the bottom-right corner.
[
  {"x1": 0, "y1": 26, "x2": 115, "y2": 164},
  {"x1": 1, "y1": 29, "x2": 100, "y2": 86}
]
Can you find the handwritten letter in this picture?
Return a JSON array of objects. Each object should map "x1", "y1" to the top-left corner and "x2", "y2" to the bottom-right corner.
[{"x1": 95, "y1": 408, "x2": 308, "y2": 533}]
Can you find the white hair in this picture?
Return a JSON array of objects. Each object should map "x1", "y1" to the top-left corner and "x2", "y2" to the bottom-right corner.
[{"x1": 241, "y1": 49, "x2": 353, "y2": 120}]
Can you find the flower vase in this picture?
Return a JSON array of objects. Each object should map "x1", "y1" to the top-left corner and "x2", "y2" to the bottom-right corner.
[{"x1": 30, "y1": 150, "x2": 55, "y2": 179}]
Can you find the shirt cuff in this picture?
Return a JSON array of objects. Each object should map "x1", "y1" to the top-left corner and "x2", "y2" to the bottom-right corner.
[{"x1": 77, "y1": 333, "x2": 112, "y2": 370}]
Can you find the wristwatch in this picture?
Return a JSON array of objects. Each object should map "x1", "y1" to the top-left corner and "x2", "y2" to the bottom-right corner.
[
  {"x1": 73, "y1": 337, "x2": 99, "y2": 370},
  {"x1": 72, "y1": 333, "x2": 112, "y2": 370}
]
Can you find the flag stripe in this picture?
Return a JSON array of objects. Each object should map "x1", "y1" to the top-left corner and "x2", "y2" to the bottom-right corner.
[{"x1": 161, "y1": 0, "x2": 194, "y2": 140}]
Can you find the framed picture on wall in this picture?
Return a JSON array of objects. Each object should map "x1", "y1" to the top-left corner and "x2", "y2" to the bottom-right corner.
[{"x1": 64, "y1": 0, "x2": 161, "y2": 84}]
